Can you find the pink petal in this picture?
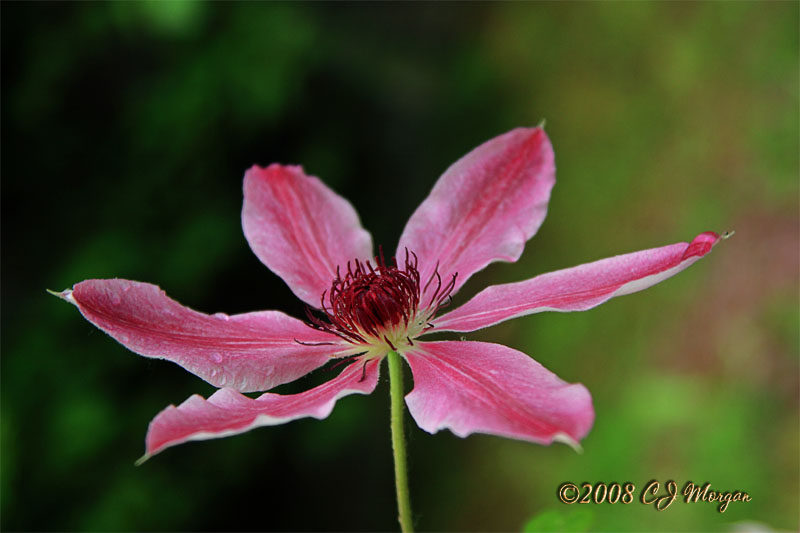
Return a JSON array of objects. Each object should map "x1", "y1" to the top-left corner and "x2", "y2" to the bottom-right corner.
[
  {"x1": 143, "y1": 358, "x2": 380, "y2": 459},
  {"x1": 432, "y1": 232, "x2": 722, "y2": 332},
  {"x1": 397, "y1": 128, "x2": 555, "y2": 301},
  {"x1": 242, "y1": 164, "x2": 373, "y2": 307},
  {"x1": 60, "y1": 279, "x2": 355, "y2": 393},
  {"x1": 403, "y1": 341, "x2": 593, "y2": 446}
]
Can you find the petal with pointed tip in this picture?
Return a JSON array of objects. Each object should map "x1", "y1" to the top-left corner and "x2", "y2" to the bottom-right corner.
[
  {"x1": 61, "y1": 279, "x2": 354, "y2": 392},
  {"x1": 242, "y1": 164, "x2": 373, "y2": 307},
  {"x1": 403, "y1": 341, "x2": 593, "y2": 446},
  {"x1": 142, "y1": 358, "x2": 380, "y2": 459},
  {"x1": 432, "y1": 232, "x2": 721, "y2": 333},
  {"x1": 397, "y1": 128, "x2": 555, "y2": 302}
]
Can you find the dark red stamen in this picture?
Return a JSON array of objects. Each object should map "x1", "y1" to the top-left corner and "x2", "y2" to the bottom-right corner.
[
  {"x1": 293, "y1": 338, "x2": 337, "y2": 346},
  {"x1": 326, "y1": 353, "x2": 365, "y2": 372},
  {"x1": 358, "y1": 359, "x2": 368, "y2": 382},
  {"x1": 303, "y1": 247, "x2": 456, "y2": 345},
  {"x1": 384, "y1": 336, "x2": 397, "y2": 350}
]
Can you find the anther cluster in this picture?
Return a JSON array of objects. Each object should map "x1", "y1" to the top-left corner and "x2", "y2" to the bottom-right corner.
[{"x1": 306, "y1": 249, "x2": 456, "y2": 349}]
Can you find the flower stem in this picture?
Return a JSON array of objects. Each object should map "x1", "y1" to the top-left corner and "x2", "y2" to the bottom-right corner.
[{"x1": 387, "y1": 350, "x2": 414, "y2": 532}]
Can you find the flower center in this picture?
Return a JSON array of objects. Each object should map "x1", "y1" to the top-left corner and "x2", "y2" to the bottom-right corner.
[{"x1": 305, "y1": 249, "x2": 456, "y2": 351}]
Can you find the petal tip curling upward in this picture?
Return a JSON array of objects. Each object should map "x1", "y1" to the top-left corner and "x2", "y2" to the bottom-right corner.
[{"x1": 682, "y1": 231, "x2": 721, "y2": 259}]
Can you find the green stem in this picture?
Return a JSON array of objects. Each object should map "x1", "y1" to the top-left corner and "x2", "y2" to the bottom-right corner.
[{"x1": 387, "y1": 350, "x2": 414, "y2": 532}]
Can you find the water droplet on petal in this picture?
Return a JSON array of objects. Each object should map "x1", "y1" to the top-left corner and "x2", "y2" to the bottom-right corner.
[
  {"x1": 211, "y1": 352, "x2": 224, "y2": 363},
  {"x1": 111, "y1": 294, "x2": 121, "y2": 305},
  {"x1": 213, "y1": 312, "x2": 229, "y2": 321}
]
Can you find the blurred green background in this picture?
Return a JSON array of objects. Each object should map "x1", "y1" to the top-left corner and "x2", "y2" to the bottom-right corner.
[{"x1": 2, "y1": 2, "x2": 797, "y2": 531}]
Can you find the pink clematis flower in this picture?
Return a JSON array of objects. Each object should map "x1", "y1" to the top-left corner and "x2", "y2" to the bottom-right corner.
[{"x1": 55, "y1": 127, "x2": 721, "y2": 462}]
